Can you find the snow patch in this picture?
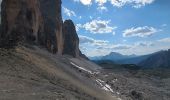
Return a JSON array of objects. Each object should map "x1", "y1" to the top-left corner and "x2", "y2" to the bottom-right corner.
[
  {"x1": 116, "y1": 92, "x2": 120, "y2": 95},
  {"x1": 96, "y1": 79, "x2": 114, "y2": 93},
  {"x1": 70, "y1": 62, "x2": 93, "y2": 74},
  {"x1": 112, "y1": 79, "x2": 118, "y2": 83},
  {"x1": 105, "y1": 84, "x2": 114, "y2": 93}
]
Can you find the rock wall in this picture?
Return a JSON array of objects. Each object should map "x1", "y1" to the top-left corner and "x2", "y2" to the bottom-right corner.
[
  {"x1": 62, "y1": 20, "x2": 79, "y2": 57},
  {"x1": 0, "y1": 0, "x2": 87, "y2": 58},
  {"x1": 39, "y1": 0, "x2": 63, "y2": 54},
  {"x1": 0, "y1": 0, "x2": 43, "y2": 47}
]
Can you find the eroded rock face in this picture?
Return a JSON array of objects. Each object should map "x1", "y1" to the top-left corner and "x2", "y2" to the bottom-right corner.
[
  {"x1": 0, "y1": 0, "x2": 43, "y2": 47},
  {"x1": 62, "y1": 20, "x2": 79, "y2": 57},
  {"x1": 0, "y1": 0, "x2": 63, "y2": 54},
  {"x1": 0, "y1": 0, "x2": 86, "y2": 58},
  {"x1": 39, "y1": 0, "x2": 63, "y2": 54}
]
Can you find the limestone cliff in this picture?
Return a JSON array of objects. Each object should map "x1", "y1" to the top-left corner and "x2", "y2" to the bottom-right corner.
[
  {"x1": 62, "y1": 20, "x2": 79, "y2": 57},
  {"x1": 39, "y1": 0, "x2": 63, "y2": 54},
  {"x1": 0, "y1": 0, "x2": 43, "y2": 47},
  {"x1": 0, "y1": 0, "x2": 87, "y2": 58}
]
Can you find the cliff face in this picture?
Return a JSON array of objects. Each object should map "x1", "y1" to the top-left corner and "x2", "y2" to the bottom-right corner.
[
  {"x1": 0, "y1": 0, "x2": 43, "y2": 46},
  {"x1": 0, "y1": 0, "x2": 86, "y2": 58},
  {"x1": 62, "y1": 20, "x2": 79, "y2": 57},
  {"x1": 39, "y1": 0, "x2": 63, "y2": 54}
]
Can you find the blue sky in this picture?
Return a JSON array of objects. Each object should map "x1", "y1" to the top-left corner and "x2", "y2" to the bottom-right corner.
[{"x1": 62, "y1": 0, "x2": 170, "y2": 57}]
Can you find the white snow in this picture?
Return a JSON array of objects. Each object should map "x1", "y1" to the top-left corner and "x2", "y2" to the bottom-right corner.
[
  {"x1": 116, "y1": 92, "x2": 120, "y2": 95},
  {"x1": 70, "y1": 62, "x2": 93, "y2": 74},
  {"x1": 70, "y1": 62, "x2": 115, "y2": 94},
  {"x1": 105, "y1": 84, "x2": 114, "y2": 93},
  {"x1": 96, "y1": 79, "x2": 114, "y2": 93},
  {"x1": 112, "y1": 79, "x2": 118, "y2": 83}
]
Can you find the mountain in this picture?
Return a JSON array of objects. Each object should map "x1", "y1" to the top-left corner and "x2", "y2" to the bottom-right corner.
[
  {"x1": 117, "y1": 54, "x2": 151, "y2": 64},
  {"x1": 90, "y1": 52, "x2": 150, "y2": 65},
  {"x1": 103, "y1": 52, "x2": 137, "y2": 60},
  {"x1": 0, "y1": 0, "x2": 118, "y2": 100},
  {"x1": 139, "y1": 49, "x2": 170, "y2": 68},
  {"x1": 90, "y1": 52, "x2": 136, "y2": 61},
  {"x1": 0, "y1": 46, "x2": 117, "y2": 100},
  {"x1": 0, "y1": 0, "x2": 85, "y2": 58}
]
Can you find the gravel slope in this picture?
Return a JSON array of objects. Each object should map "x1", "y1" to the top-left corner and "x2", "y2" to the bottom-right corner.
[{"x1": 0, "y1": 46, "x2": 118, "y2": 100}]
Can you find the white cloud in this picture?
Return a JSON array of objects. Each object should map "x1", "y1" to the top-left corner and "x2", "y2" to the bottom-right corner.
[
  {"x1": 79, "y1": 35, "x2": 109, "y2": 46},
  {"x1": 135, "y1": 41, "x2": 154, "y2": 47},
  {"x1": 63, "y1": 7, "x2": 76, "y2": 17},
  {"x1": 89, "y1": 16, "x2": 93, "y2": 19},
  {"x1": 110, "y1": 0, "x2": 155, "y2": 8},
  {"x1": 97, "y1": 44, "x2": 132, "y2": 50},
  {"x1": 79, "y1": 16, "x2": 82, "y2": 19},
  {"x1": 113, "y1": 44, "x2": 131, "y2": 50},
  {"x1": 78, "y1": 20, "x2": 117, "y2": 34},
  {"x1": 74, "y1": 0, "x2": 154, "y2": 8},
  {"x1": 123, "y1": 26, "x2": 159, "y2": 37},
  {"x1": 112, "y1": 32, "x2": 116, "y2": 35},
  {"x1": 161, "y1": 24, "x2": 167, "y2": 27},
  {"x1": 95, "y1": 0, "x2": 107, "y2": 6},
  {"x1": 97, "y1": 6, "x2": 108, "y2": 12},
  {"x1": 158, "y1": 38, "x2": 170, "y2": 43},
  {"x1": 74, "y1": 0, "x2": 92, "y2": 5}
]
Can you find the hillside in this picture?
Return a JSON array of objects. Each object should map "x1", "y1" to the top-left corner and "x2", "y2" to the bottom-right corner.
[
  {"x1": 0, "y1": 45, "x2": 118, "y2": 100},
  {"x1": 139, "y1": 49, "x2": 170, "y2": 68},
  {"x1": 0, "y1": 0, "x2": 119, "y2": 99},
  {"x1": 95, "y1": 61, "x2": 170, "y2": 100}
]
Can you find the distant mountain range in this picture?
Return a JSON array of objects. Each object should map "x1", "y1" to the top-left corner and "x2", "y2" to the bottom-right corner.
[
  {"x1": 90, "y1": 49, "x2": 170, "y2": 68},
  {"x1": 90, "y1": 52, "x2": 137, "y2": 61},
  {"x1": 139, "y1": 49, "x2": 170, "y2": 68}
]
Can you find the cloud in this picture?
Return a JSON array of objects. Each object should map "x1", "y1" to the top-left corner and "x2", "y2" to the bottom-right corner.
[
  {"x1": 95, "y1": 0, "x2": 107, "y2": 6},
  {"x1": 79, "y1": 35, "x2": 109, "y2": 46},
  {"x1": 74, "y1": 0, "x2": 154, "y2": 8},
  {"x1": 161, "y1": 24, "x2": 167, "y2": 27},
  {"x1": 63, "y1": 7, "x2": 76, "y2": 17},
  {"x1": 113, "y1": 44, "x2": 131, "y2": 50},
  {"x1": 135, "y1": 42, "x2": 154, "y2": 47},
  {"x1": 110, "y1": 0, "x2": 155, "y2": 8},
  {"x1": 158, "y1": 38, "x2": 170, "y2": 43},
  {"x1": 74, "y1": 0, "x2": 92, "y2": 5},
  {"x1": 97, "y1": 6, "x2": 108, "y2": 12},
  {"x1": 77, "y1": 20, "x2": 117, "y2": 34},
  {"x1": 123, "y1": 26, "x2": 159, "y2": 37},
  {"x1": 97, "y1": 44, "x2": 131, "y2": 50}
]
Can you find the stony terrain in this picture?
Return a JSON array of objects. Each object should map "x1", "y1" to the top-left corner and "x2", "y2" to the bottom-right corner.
[
  {"x1": 0, "y1": 46, "x2": 119, "y2": 100},
  {"x1": 0, "y1": 0, "x2": 169, "y2": 100},
  {"x1": 97, "y1": 62, "x2": 170, "y2": 100}
]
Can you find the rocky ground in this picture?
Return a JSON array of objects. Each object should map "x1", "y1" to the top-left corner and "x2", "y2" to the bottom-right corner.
[
  {"x1": 0, "y1": 45, "x2": 118, "y2": 100},
  {"x1": 97, "y1": 63, "x2": 170, "y2": 100},
  {"x1": 0, "y1": 45, "x2": 169, "y2": 100}
]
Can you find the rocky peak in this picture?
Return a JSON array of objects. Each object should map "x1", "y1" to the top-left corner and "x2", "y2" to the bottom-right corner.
[
  {"x1": 62, "y1": 20, "x2": 79, "y2": 57},
  {"x1": 39, "y1": 0, "x2": 63, "y2": 55},
  {"x1": 0, "y1": 0, "x2": 87, "y2": 58}
]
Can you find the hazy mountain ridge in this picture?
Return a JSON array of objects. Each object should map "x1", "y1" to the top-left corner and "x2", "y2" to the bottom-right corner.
[
  {"x1": 91, "y1": 50, "x2": 170, "y2": 69},
  {"x1": 90, "y1": 52, "x2": 137, "y2": 61},
  {"x1": 139, "y1": 49, "x2": 170, "y2": 68}
]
